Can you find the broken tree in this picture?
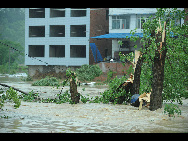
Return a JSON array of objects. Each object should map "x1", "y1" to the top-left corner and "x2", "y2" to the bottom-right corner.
[
  {"x1": 62, "y1": 68, "x2": 80, "y2": 104},
  {"x1": 149, "y1": 19, "x2": 167, "y2": 111},
  {"x1": 69, "y1": 72, "x2": 80, "y2": 104}
]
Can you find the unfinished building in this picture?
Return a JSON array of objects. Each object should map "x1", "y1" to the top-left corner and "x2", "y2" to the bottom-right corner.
[
  {"x1": 49, "y1": 45, "x2": 65, "y2": 57},
  {"x1": 29, "y1": 26, "x2": 45, "y2": 37},
  {"x1": 29, "y1": 8, "x2": 45, "y2": 18},
  {"x1": 71, "y1": 8, "x2": 86, "y2": 17},
  {"x1": 70, "y1": 25, "x2": 86, "y2": 37},
  {"x1": 50, "y1": 25, "x2": 65, "y2": 37},
  {"x1": 50, "y1": 8, "x2": 65, "y2": 18},
  {"x1": 29, "y1": 45, "x2": 45, "y2": 57},
  {"x1": 25, "y1": 8, "x2": 91, "y2": 78}
]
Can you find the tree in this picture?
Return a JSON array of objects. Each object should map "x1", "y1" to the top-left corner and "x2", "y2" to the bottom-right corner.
[
  {"x1": 0, "y1": 8, "x2": 25, "y2": 47},
  {"x1": 120, "y1": 8, "x2": 188, "y2": 111}
]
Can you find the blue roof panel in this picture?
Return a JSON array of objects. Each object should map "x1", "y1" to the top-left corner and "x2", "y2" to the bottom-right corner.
[{"x1": 91, "y1": 33, "x2": 143, "y2": 39}]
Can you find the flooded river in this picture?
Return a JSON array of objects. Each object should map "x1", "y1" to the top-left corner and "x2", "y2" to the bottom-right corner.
[{"x1": 0, "y1": 74, "x2": 188, "y2": 133}]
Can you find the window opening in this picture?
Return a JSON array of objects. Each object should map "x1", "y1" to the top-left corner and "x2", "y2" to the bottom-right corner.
[
  {"x1": 112, "y1": 15, "x2": 130, "y2": 29},
  {"x1": 136, "y1": 15, "x2": 153, "y2": 29},
  {"x1": 29, "y1": 45, "x2": 45, "y2": 57},
  {"x1": 71, "y1": 8, "x2": 86, "y2": 17},
  {"x1": 29, "y1": 26, "x2": 45, "y2": 37},
  {"x1": 49, "y1": 45, "x2": 65, "y2": 57},
  {"x1": 50, "y1": 25, "x2": 65, "y2": 37},
  {"x1": 50, "y1": 8, "x2": 65, "y2": 17},
  {"x1": 29, "y1": 8, "x2": 45, "y2": 18},
  {"x1": 70, "y1": 45, "x2": 86, "y2": 58},
  {"x1": 70, "y1": 25, "x2": 86, "y2": 37}
]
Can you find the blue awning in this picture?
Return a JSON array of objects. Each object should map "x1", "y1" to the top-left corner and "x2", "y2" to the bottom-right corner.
[{"x1": 91, "y1": 33, "x2": 143, "y2": 39}]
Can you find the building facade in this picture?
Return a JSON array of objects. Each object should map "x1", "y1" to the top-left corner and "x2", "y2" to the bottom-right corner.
[
  {"x1": 25, "y1": 8, "x2": 90, "y2": 67},
  {"x1": 25, "y1": 8, "x2": 111, "y2": 78},
  {"x1": 92, "y1": 8, "x2": 184, "y2": 64},
  {"x1": 109, "y1": 8, "x2": 157, "y2": 61}
]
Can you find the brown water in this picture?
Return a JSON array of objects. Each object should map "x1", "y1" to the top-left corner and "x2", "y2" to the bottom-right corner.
[{"x1": 0, "y1": 74, "x2": 188, "y2": 133}]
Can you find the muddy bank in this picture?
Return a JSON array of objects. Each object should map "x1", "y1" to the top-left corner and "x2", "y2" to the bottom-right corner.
[{"x1": 0, "y1": 80, "x2": 188, "y2": 133}]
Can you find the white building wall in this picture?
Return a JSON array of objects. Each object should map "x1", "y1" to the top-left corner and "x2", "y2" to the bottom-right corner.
[
  {"x1": 109, "y1": 8, "x2": 157, "y2": 15},
  {"x1": 25, "y1": 8, "x2": 90, "y2": 67},
  {"x1": 109, "y1": 8, "x2": 184, "y2": 60},
  {"x1": 109, "y1": 8, "x2": 157, "y2": 59}
]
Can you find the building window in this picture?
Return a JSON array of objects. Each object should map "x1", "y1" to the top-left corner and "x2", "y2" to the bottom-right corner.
[
  {"x1": 136, "y1": 15, "x2": 153, "y2": 29},
  {"x1": 49, "y1": 45, "x2": 65, "y2": 57},
  {"x1": 50, "y1": 8, "x2": 65, "y2": 18},
  {"x1": 70, "y1": 45, "x2": 86, "y2": 58},
  {"x1": 112, "y1": 15, "x2": 130, "y2": 29},
  {"x1": 71, "y1": 8, "x2": 86, "y2": 17},
  {"x1": 29, "y1": 26, "x2": 45, "y2": 37},
  {"x1": 50, "y1": 25, "x2": 65, "y2": 37},
  {"x1": 29, "y1": 45, "x2": 45, "y2": 57},
  {"x1": 70, "y1": 25, "x2": 86, "y2": 37},
  {"x1": 29, "y1": 8, "x2": 45, "y2": 18}
]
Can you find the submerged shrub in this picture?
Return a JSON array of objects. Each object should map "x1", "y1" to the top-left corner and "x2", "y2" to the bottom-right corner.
[
  {"x1": 32, "y1": 76, "x2": 59, "y2": 86},
  {"x1": 76, "y1": 64, "x2": 102, "y2": 82}
]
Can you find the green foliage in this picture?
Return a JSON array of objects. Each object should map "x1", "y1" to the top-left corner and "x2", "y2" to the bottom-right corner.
[
  {"x1": 32, "y1": 76, "x2": 60, "y2": 86},
  {"x1": 80, "y1": 95, "x2": 89, "y2": 103},
  {"x1": 0, "y1": 8, "x2": 25, "y2": 47},
  {"x1": 139, "y1": 62, "x2": 152, "y2": 94},
  {"x1": 119, "y1": 51, "x2": 135, "y2": 65},
  {"x1": 119, "y1": 8, "x2": 187, "y2": 105},
  {"x1": 0, "y1": 40, "x2": 24, "y2": 74},
  {"x1": 107, "y1": 69, "x2": 116, "y2": 83},
  {"x1": 164, "y1": 103, "x2": 181, "y2": 117},
  {"x1": 0, "y1": 87, "x2": 21, "y2": 109},
  {"x1": 0, "y1": 8, "x2": 25, "y2": 73},
  {"x1": 56, "y1": 90, "x2": 71, "y2": 104},
  {"x1": 98, "y1": 76, "x2": 131, "y2": 104},
  {"x1": 76, "y1": 64, "x2": 102, "y2": 82},
  {"x1": 119, "y1": 52, "x2": 134, "y2": 77},
  {"x1": 21, "y1": 90, "x2": 39, "y2": 102},
  {"x1": 66, "y1": 68, "x2": 77, "y2": 82}
]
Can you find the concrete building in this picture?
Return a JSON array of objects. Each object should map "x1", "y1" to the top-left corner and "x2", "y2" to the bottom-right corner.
[
  {"x1": 92, "y1": 8, "x2": 184, "y2": 64},
  {"x1": 25, "y1": 8, "x2": 111, "y2": 78}
]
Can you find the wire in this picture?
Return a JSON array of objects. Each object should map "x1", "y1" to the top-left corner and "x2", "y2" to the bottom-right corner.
[{"x1": 0, "y1": 41, "x2": 49, "y2": 65}]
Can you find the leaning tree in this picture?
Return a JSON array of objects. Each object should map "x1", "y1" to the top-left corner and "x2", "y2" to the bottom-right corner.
[{"x1": 120, "y1": 8, "x2": 188, "y2": 111}]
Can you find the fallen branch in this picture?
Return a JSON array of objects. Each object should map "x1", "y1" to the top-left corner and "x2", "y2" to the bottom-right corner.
[{"x1": 0, "y1": 83, "x2": 29, "y2": 95}]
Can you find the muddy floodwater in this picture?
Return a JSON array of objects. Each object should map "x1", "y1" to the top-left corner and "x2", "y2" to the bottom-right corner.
[{"x1": 0, "y1": 74, "x2": 188, "y2": 133}]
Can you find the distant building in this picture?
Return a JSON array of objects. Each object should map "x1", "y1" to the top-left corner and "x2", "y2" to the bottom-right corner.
[
  {"x1": 25, "y1": 8, "x2": 111, "y2": 78},
  {"x1": 91, "y1": 8, "x2": 184, "y2": 65}
]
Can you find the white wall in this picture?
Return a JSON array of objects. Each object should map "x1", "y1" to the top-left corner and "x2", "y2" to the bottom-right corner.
[
  {"x1": 109, "y1": 8, "x2": 185, "y2": 59},
  {"x1": 25, "y1": 8, "x2": 90, "y2": 66},
  {"x1": 109, "y1": 8, "x2": 157, "y2": 15}
]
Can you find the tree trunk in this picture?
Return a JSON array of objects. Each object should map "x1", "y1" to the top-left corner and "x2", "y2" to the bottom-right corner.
[
  {"x1": 149, "y1": 50, "x2": 166, "y2": 111},
  {"x1": 149, "y1": 20, "x2": 167, "y2": 111},
  {"x1": 131, "y1": 55, "x2": 144, "y2": 95},
  {"x1": 70, "y1": 76, "x2": 80, "y2": 104},
  {"x1": 0, "y1": 83, "x2": 29, "y2": 95},
  {"x1": 131, "y1": 30, "x2": 155, "y2": 95}
]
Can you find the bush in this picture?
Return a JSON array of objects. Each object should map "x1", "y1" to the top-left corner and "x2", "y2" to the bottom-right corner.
[
  {"x1": 76, "y1": 64, "x2": 102, "y2": 82},
  {"x1": 164, "y1": 103, "x2": 181, "y2": 117},
  {"x1": 90, "y1": 76, "x2": 132, "y2": 104},
  {"x1": 0, "y1": 87, "x2": 21, "y2": 109},
  {"x1": 32, "y1": 76, "x2": 59, "y2": 86}
]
